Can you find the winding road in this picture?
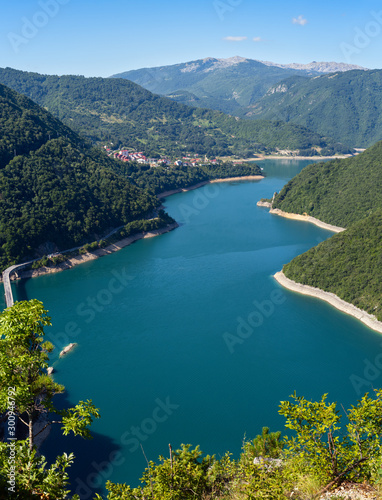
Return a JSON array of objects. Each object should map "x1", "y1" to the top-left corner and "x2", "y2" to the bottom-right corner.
[{"x1": 1, "y1": 216, "x2": 161, "y2": 308}]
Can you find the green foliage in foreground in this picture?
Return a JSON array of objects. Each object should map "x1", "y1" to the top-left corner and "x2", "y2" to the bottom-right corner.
[
  {"x1": 273, "y1": 140, "x2": 382, "y2": 228},
  {"x1": 283, "y1": 209, "x2": 382, "y2": 321},
  {"x1": 97, "y1": 390, "x2": 382, "y2": 499},
  {"x1": 247, "y1": 427, "x2": 284, "y2": 459},
  {"x1": 0, "y1": 300, "x2": 99, "y2": 499},
  {"x1": 0, "y1": 442, "x2": 79, "y2": 500}
]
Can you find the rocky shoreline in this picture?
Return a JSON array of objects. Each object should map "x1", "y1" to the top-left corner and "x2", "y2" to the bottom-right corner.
[
  {"x1": 269, "y1": 207, "x2": 345, "y2": 233},
  {"x1": 257, "y1": 201, "x2": 272, "y2": 208}
]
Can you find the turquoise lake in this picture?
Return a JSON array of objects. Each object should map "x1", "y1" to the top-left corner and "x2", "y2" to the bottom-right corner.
[{"x1": 6, "y1": 159, "x2": 382, "y2": 498}]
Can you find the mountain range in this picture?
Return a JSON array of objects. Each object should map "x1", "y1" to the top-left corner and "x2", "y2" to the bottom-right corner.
[
  {"x1": 112, "y1": 57, "x2": 382, "y2": 148},
  {"x1": 111, "y1": 57, "x2": 367, "y2": 115}
]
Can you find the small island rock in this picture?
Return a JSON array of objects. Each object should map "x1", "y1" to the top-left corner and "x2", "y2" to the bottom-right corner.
[{"x1": 59, "y1": 343, "x2": 77, "y2": 357}]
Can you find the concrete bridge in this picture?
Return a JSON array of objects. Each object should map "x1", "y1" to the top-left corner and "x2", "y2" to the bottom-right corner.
[{"x1": 2, "y1": 262, "x2": 33, "y2": 308}]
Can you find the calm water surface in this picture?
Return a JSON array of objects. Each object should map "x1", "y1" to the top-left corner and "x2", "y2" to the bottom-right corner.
[{"x1": 7, "y1": 159, "x2": 382, "y2": 497}]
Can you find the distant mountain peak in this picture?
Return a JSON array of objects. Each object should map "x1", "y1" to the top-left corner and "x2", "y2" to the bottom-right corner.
[
  {"x1": 180, "y1": 56, "x2": 248, "y2": 74},
  {"x1": 221, "y1": 55, "x2": 248, "y2": 64},
  {"x1": 259, "y1": 60, "x2": 368, "y2": 73},
  {"x1": 204, "y1": 56, "x2": 248, "y2": 72}
]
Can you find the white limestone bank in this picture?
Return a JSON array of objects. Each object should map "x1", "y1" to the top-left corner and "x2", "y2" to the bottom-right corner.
[
  {"x1": 269, "y1": 208, "x2": 345, "y2": 233},
  {"x1": 274, "y1": 271, "x2": 382, "y2": 334}
]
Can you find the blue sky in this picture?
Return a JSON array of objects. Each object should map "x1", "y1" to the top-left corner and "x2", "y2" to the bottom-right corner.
[{"x1": 1, "y1": 0, "x2": 382, "y2": 77}]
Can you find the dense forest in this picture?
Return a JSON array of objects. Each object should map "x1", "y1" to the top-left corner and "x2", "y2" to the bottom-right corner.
[
  {"x1": 246, "y1": 69, "x2": 382, "y2": 147},
  {"x1": 283, "y1": 210, "x2": 382, "y2": 321},
  {"x1": 0, "y1": 82, "x2": 80, "y2": 167},
  {"x1": 0, "y1": 83, "x2": 162, "y2": 271},
  {"x1": 0, "y1": 136, "x2": 161, "y2": 272},
  {"x1": 0, "y1": 67, "x2": 349, "y2": 157},
  {"x1": 273, "y1": 141, "x2": 382, "y2": 228}
]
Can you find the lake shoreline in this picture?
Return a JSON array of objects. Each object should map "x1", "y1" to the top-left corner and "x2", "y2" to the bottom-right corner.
[
  {"x1": 233, "y1": 154, "x2": 353, "y2": 162},
  {"x1": 11, "y1": 223, "x2": 179, "y2": 281},
  {"x1": 8, "y1": 175, "x2": 264, "y2": 282},
  {"x1": 274, "y1": 271, "x2": 382, "y2": 334},
  {"x1": 157, "y1": 175, "x2": 264, "y2": 199}
]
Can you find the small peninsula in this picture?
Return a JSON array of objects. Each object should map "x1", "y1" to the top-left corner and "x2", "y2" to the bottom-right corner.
[{"x1": 262, "y1": 142, "x2": 382, "y2": 329}]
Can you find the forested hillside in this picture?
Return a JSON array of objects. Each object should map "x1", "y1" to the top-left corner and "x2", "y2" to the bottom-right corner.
[
  {"x1": 246, "y1": 70, "x2": 382, "y2": 147},
  {"x1": 273, "y1": 141, "x2": 382, "y2": 227},
  {"x1": 0, "y1": 84, "x2": 159, "y2": 271},
  {"x1": 0, "y1": 67, "x2": 348, "y2": 157},
  {"x1": 270, "y1": 141, "x2": 382, "y2": 321}
]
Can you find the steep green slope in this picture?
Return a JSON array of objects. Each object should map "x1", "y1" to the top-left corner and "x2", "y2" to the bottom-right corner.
[
  {"x1": 111, "y1": 57, "x2": 319, "y2": 114},
  {"x1": 247, "y1": 70, "x2": 382, "y2": 147},
  {"x1": 273, "y1": 141, "x2": 382, "y2": 227},
  {"x1": 0, "y1": 67, "x2": 345, "y2": 156},
  {"x1": 0, "y1": 83, "x2": 79, "y2": 167},
  {"x1": 283, "y1": 210, "x2": 382, "y2": 321},
  {"x1": 0, "y1": 84, "x2": 159, "y2": 271}
]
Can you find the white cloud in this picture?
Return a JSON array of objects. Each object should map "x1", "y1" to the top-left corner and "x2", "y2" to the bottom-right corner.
[
  {"x1": 292, "y1": 15, "x2": 308, "y2": 26},
  {"x1": 253, "y1": 37, "x2": 263, "y2": 42},
  {"x1": 223, "y1": 36, "x2": 247, "y2": 42}
]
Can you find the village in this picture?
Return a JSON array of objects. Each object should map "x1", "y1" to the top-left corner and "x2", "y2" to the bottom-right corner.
[{"x1": 104, "y1": 146, "x2": 220, "y2": 167}]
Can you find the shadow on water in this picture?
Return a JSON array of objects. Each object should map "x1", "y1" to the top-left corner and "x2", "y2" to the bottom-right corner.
[
  {"x1": 12, "y1": 277, "x2": 32, "y2": 302},
  {"x1": 40, "y1": 384, "x2": 122, "y2": 499}
]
